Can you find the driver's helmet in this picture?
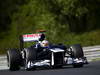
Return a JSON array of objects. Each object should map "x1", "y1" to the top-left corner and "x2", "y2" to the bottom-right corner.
[
  {"x1": 40, "y1": 40, "x2": 49, "y2": 47},
  {"x1": 39, "y1": 33, "x2": 45, "y2": 41}
]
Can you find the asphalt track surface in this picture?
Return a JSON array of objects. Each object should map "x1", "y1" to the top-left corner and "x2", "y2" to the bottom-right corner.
[{"x1": 0, "y1": 61, "x2": 100, "y2": 75}]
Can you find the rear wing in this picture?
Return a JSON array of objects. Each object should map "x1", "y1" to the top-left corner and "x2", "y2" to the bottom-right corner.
[
  {"x1": 22, "y1": 33, "x2": 41, "y2": 42},
  {"x1": 19, "y1": 33, "x2": 45, "y2": 50},
  {"x1": 19, "y1": 33, "x2": 42, "y2": 50}
]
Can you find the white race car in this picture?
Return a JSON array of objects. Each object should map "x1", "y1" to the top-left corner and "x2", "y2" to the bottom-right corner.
[{"x1": 7, "y1": 32, "x2": 88, "y2": 71}]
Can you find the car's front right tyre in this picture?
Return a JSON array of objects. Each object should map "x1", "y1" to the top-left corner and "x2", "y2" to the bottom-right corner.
[{"x1": 7, "y1": 49, "x2": 21, "y2": 71}]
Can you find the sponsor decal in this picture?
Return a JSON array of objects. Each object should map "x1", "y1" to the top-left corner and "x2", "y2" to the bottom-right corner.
[{"x1": 23, "y1": 33, "x2": 41, "y2": 42}]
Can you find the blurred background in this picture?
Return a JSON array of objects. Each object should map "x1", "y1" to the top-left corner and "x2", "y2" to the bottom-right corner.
[{"x1": 0, "y1": 0, "x2": 100, "y2": 54}]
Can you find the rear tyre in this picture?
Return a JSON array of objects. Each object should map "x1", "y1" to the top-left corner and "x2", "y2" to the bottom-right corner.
[
  {"x1": 24, "y1": 47, "x2": 37, "y2": 62},
  {"x1": 7, "y1": 49, "x2": 21, "y2": 71},
  {"x1": 24, "y1": 47, "x2": 37, "y2": 70}
]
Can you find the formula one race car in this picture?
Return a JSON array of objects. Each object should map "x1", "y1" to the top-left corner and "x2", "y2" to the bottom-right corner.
[{"x1": 7, "y1": 31, "x2": 88, "y2": 71}]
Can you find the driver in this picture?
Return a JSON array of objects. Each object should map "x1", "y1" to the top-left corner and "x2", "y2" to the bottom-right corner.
[
  {"x1": 36, "y1": 40, "x2": 50, "y2": 60},
  {"x1": 35, "y1": 33, "x2": 48, "y2": 48},
  {"x1": 39, "y1": 40, "x2": 49, "y2": 48}
]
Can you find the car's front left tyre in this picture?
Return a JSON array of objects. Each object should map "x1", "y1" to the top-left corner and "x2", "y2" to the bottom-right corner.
[{"x1": 70, "y1": 44, "x2": 84, "y2": 68}]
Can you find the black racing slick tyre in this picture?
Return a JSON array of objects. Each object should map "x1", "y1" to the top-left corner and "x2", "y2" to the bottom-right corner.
[
  {"x1": 24, "y1": 47, "x2": 37, "y2": 62},
  {"x1": 70, "y1": 44, "x2": 84, "y2": 68},
  {"x1": 24, "y1": 47, "x2": 37, "y2": 70},
  {"x1": 7, "y1": 49, "x2": 21, "y2": 71},
  {"x1": 70, "y1": 44, "x2": 84, "y2": 58}
]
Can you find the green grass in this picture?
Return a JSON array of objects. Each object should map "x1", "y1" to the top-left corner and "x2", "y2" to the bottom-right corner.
[{"x1": 65, "y1": 30, "x2": 100, "y2": 46}]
